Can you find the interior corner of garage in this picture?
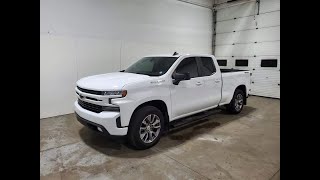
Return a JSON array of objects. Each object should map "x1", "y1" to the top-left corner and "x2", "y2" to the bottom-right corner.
[{"x1": 40, "y1": 0, "x2": 280, "y2": 179}]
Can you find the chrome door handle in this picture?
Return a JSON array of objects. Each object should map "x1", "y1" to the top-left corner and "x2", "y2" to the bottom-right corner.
[{"x1": 196, "y1": 82, "x2": 202, "y2": 86}]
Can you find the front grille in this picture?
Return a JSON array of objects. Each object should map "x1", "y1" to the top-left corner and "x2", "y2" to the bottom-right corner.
[
  {"x1": 77, "y1": 86, "x2": 103, "y2": 95},
  {"x1": 78, "y1": 99, "x2": 120, "y2": 113},
  {"x1": 78, "y1": 99, "x2": 103, "y2": 113}
]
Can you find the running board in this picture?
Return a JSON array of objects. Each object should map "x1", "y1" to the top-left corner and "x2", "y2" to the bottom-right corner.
[{"x1": 169, "y1": 108, "x2": 222, "y2": 130}]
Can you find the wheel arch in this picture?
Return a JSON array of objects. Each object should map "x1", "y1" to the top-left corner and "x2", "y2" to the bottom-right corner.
[
  {"x1": 235, "y1": 84, "x2": 247, "y2": 105},
  {"x1": 130, "y1": 100, "x2": 170, "y2": 133}
]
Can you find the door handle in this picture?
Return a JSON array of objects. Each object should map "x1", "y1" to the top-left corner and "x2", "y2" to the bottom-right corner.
[
  {"x1": 214, "y1": 79, "x2": 221, "y2": 83},
  {"x1": 196, "y1": 82, "x2": 202, "y2": 86}
]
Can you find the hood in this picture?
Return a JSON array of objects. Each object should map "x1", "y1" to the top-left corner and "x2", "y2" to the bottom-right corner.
[{"x1": 76, "y1": 72, "x2": 150, "y2": 91}]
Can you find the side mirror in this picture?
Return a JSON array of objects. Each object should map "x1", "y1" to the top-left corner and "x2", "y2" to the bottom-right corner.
[
  {"x1": 172, "y1": 72, "x2": 190, "y2": 85},
  {"x1": 184, "y1": 72, "x2": 191, "y2": 80}
]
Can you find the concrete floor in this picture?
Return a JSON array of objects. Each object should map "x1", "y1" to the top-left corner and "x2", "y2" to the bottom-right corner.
[{"x1": 40, "y1": 96, "x2": 280, "y2": 180}]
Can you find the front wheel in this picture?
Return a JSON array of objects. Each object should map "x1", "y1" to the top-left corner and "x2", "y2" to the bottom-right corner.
[
  {"x1": 226, "y1": 89, "x2": 245, "y2": 114},
  {"x1": 127, "y1": 106, "x2": 164, "y2": 150}
]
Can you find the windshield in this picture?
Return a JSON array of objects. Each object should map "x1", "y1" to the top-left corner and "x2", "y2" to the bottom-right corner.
[{"x1": 124, "y1": 57, "x2": 178, "y2": 76}]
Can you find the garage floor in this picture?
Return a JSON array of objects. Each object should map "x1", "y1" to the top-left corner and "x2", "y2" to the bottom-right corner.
[{"x1": 40, "y1": 96, "x2": 280, "y2": 180}]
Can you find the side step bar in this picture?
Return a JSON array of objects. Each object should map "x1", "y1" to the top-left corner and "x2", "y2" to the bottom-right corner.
[{"x1": 168, "y1": 108, "x2": 222, "y2": 131}]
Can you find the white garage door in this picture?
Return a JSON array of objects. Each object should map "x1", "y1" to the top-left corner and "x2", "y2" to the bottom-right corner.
[{"x1": 214, "y1": 0, "x2": 280, "y2": 98}]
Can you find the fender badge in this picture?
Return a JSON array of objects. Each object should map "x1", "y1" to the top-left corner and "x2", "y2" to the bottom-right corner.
[{"x1": 150, "y1": 80, "x2": 165, "y2": 84}]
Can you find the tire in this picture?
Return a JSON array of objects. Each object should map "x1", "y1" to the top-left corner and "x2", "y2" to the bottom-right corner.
[
  {"x1": 127, "y1": 106, "x2": 164, "y2": 150},
  {"x1": 226, "y1": 89, "x2": 245, "y2": 114}
]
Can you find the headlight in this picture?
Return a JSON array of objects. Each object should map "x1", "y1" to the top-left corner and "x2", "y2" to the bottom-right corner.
[{"x1": 103, "y1": 90, "x2": 127, "y2": 97}]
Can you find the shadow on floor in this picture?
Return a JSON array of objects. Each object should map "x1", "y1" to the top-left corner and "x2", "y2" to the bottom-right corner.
[{"x1": 79, "y1": 106, "x2": 257, "y2": 158}]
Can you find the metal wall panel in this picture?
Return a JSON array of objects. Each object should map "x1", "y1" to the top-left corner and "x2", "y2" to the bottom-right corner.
[
  {"x1": 216, "y1": 11, "x2": 280, "y2": 34},
  {"x1": 260, "y1": 0, "x2": 280, "y2": 13},
  {"x1": 216, "y1": 26, "x2": 280, "y2": 45},
  {"x1": 215, "y1": 0, "x2": 280, "y2": 98},
  {"x1": 250, "y1": 70, "x2": 280, "y2": 98},
  {"x1": 215, "y1": 41, "x2": 279, "y2": 57},
  {"x1": 216, "y1": 44, "x2": 254, "y2": 56},
  {"x1": 216, "y1": 16, "x2": 256, "y2": 33},
  {"x1": 257, "y1": 11, "x2": 280, "y2": 28},
  {"x1": 216, "y1": 1, "x2": 256, "y2": 21},
  {"x1": 254, "y1": 41, "x2": 280, "y2": 56}
]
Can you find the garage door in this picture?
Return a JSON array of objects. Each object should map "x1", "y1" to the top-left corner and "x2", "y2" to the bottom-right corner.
[{"x1": 214, "y1": 0, "x2": 280, "y2": 98}]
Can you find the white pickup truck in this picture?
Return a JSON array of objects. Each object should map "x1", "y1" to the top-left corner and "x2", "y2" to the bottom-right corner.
[{"x1": 74, "y1": 54, "x2": 250, "y2": 149}]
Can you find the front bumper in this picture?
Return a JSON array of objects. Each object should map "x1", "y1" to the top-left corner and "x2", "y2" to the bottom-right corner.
[{"x1": 74, "y1": 101, "x2": 128, "y2": 136}]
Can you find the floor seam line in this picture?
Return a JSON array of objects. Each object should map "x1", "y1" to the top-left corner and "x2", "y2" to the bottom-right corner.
[
  {"x1": 40, "y1": 141, "x2": 80, "y2": 152},
  {"x1": 269, "y1": 168, "x2": 280, "y2": 180},
  {"x1": 57, "y1": 145, "x2": 64, "y2": 179}
]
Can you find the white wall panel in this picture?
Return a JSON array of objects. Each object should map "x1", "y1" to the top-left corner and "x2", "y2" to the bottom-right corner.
[
  {"x1": 40, "y1": 35, "x2": 77, "y2": 118},
  {"x1": 40, "y1": 0, "x2": 212, "y2": 44},
  {"x1": 76, "y1": 38, "x2": 121, "y2": 79},
  {"x1": 40, "y1": 0, "x2": 213, "y2": 118},
  {"x1": 120, "y1": 41, "x2": 175, "y2": 69},
  {"x1": 121, "y1": 41, "x2": 211, "y2": 69}
]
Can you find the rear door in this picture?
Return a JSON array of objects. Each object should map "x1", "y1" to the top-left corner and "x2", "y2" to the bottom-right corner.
[{"x1": 196, "y1": 56, "x2": 222, "y2": 108}]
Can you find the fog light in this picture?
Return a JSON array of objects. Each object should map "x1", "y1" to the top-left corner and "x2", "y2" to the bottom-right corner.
[{"x1": 97, "y1": 127, "x2": 103, "y2": 132}]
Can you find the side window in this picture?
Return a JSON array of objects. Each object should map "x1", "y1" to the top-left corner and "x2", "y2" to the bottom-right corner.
[
  {"x1": 175, "y1": 57, "x2": 199, "y2": 78},
  {"x1": 261, "y1": 59, "x2": 277, "y2": 67},
  {"x1": 217, "y1": 59, "x2": 227, "y2": 66},
  {"x1": 199, "y1": 57, "x2": 216, "y2": 76},
  {"x1": 235, "y1": 59, "x2": 248, "y2": 66}
]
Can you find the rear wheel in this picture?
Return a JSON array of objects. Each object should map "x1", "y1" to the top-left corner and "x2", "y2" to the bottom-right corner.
[
  {"x1": 226, "y1": 89, "x2": 245, "y2": 114},
  {"x1": 127, "y1": 106, "x2": 164, "y2": 150}
]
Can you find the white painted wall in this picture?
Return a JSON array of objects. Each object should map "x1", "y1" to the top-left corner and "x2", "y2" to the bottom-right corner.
[
  {"x1": 214, "y1": 0, "x2": 280, "y2": 98},
  {"x1": 40, "y1": 0, "x2": 213, "y2": 118}
]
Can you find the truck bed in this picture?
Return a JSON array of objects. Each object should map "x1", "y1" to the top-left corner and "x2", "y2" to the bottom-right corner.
[
  {"x1": 220, "y1": 69, "x2": 248, "y2": 73},
  {"x1": 219, "y1": 68, "x2": 250, "y2": 106}
]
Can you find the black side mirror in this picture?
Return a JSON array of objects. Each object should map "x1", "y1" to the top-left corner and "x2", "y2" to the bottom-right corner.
[
  {"x1": 172, "y1": 72, "x2": 190, "y2": 85},
  {"x1": 184, "y1": 72, "x2": 191, "y2": 80}
]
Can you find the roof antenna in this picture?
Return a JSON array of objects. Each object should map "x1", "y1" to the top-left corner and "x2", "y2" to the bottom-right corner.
[{"x1": 173, "y1": 52, "x2": 179, "y2": 56}]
